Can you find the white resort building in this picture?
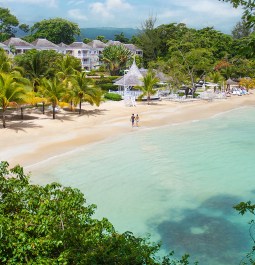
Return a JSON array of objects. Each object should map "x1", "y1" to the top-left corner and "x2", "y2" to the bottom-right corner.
[{"x1": 1, "y1": 37, "x2": 143, "y2": 70}]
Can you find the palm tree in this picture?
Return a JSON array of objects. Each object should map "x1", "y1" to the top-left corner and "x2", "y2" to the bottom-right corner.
[
  {"x1": 101, "y1": 45, "x2": 132, "y2": 76},
  {"x1": 138, "y1": 70, "x2": 159, "y2": 104},
  {"x1": 0, "y1": 72, "x2": 30, "y2": 128},
  {"x1": 0, "y1": 48, "x2": 13, "y2": 73},
  {"x1": 14, "y1": 50, "x2": 60, "y2": 91},
  {"x1": 54, "y1": 55, "x2": 83, "y2": 110},
  {"x1": 39, "y1": 77, "x2": 66, "y2": 119},
  {"x1": 71, "y1": 72, "x2": 102, "y2": 114},
  {"x1": 55, "y1": 55, "x2": 81, "y2": 81},
  {"x1": 0, "y1": 48, "x2": 24, "y2": 74}
]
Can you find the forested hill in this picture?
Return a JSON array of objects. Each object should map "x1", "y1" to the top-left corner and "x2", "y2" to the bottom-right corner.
[
  {"x1": 79, "y1": 27, "x2": 139, "y2": 40},
  {"x1": 16, "y1": 27, "x2": 139, "y2": 41}
]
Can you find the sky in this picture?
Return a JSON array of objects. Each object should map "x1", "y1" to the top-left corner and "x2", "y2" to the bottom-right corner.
[{"x1": 0, "y1": 0, "x2": 243, "y2": 34}]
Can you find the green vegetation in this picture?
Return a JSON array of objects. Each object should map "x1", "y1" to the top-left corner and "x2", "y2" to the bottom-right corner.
[
  {"x1": 71, "y1": 72, "x2": 102, "y2": 114},
  {"x1": 0, "y1": 48, "x2": 103, "y2": 127},
  {"x1": 1, "y1": 5, "x2": 255, "y2": 261},
  {"x1": 138, "y1": 70, "x2": 160, "y2": 104},
  {"x1": 220, "y1": 0, "x2": 255, "y2": 27},
  {"x1": 101, "y1": 44, "x2": 132, "y2": 76},
  {"x1": 0, "y1": 7, "x2": 19, "y2": 41},
  {"x1": 234, "y1": 201, "x2": 255, "y2": 264},
  {"x1": 0, "y1": 161, "x2": 196, "y2": 265},
  {"x1": 0, "y1": 72, "x2": 31, "y2": 127},
  {"x1": 24, "y1": 18, "x2": 80, "y2": 44},
  {"x1": 104, "y1": 92, "x2": 122, "y2": 101}
]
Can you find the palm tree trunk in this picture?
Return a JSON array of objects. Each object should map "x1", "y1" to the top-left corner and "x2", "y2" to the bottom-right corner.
[
  {"x1": 42, "y1": 102, "x2": 45, "y2": 114},
  {"x1": 53, "y1": 104, "x2": 56, "y2": 119},
  {"x1": 147, "y1": 95, "x2": 150, "y2": 105},
  {"x1": 2, "y1": 110, "x2": 6, "y2": 128},
  {"x1": 79, "y1": 98, "x2": 82, "y2": 115},
  {"x1": 20, "y1": 107, "x2": 23, "y2": 120}
]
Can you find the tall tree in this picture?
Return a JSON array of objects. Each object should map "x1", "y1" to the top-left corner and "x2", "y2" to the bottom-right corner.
[
  {"x1": 71, "y1": 72, "x2": 102, "y2": 114},
  {"x1": 220, "y1": 0, "x2": 255, "y2": 28},
  {"x1": 39, "y1": 77, "x2": 66, "y2": 119},
  {"x1": 138, "y1": 70, "x2": 159, "y2": 104},
  {"x1": 114, "y1": 32, "x2": 129, "y2": 43},
  {"x1": 96, "y1": 35, "x2": 107, "y2": 43},
  {"x1": 102, "y1": 44, "x2": 132, "y2": 75},
  {"x1": 157, "y1": 23, "x2": 191, "y2": 58},
  {"x1": 15, "y1": 50, "x2": 62, "y2": 91},
  {"x1": 232, "y1": 19, "x2": 253, "y2": 39},
  {"x1": 0, "y1": 72, "x2": 30, "y2": 128},
  {"x1": 136, "y1": 16, "x2": 160, "y2": 66},
  {"x1": 0, "y1": 48, "x2": 13, "y2": 73},
  {"x1": 29, "y1": 18, "x2": 80, "y2": 44},
  {"x1": 55, "y1": 54, "x2": 82, "y2": 81},
  {"x1": 0, "y1": 7, "x2": 19, "y2": 42}
]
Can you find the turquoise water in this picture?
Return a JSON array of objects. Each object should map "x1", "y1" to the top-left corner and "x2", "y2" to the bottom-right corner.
[{"x1": 29, "y1": 106, "x2": 255, "y2": 265}]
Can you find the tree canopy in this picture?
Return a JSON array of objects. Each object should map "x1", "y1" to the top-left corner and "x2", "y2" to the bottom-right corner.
[
  {"x1": 28, "y1": 18, "x2": 80, "y2": 44},
  {"x1": 0, "y1": 161, "x2": 194, "y2": 265},
  {"x1": 220, "y1": 0, "x2": 255, "y2": 27},
  {"x1": 0, "y1": 7, "x2": 19, "y2": 41},
  {"x1": 234, "y1": 201, "x2": 255, "y2": 264},
  {"x1": 102, "y1": 44, "x2": 132, "y2": 75}
]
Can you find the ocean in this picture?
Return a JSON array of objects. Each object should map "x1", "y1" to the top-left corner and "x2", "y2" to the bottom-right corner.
[{"x1": 28, "y1": 106, "x2": 255, "y2": 265}]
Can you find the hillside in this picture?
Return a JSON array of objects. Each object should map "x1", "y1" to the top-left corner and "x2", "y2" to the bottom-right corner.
[
  {"x1": 79, "y1": 27, "x2": 139, "y2": 41},
  {"x1": 15, "y1": 27, "x2": 139, "y2": 42}
]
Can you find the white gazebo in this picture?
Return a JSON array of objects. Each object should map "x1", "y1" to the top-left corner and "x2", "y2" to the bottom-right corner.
[{"x1": 114, "y1": 60, "x2": 144, "y2": 106}]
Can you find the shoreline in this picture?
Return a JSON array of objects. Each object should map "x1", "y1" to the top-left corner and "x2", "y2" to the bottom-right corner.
[{"x1": 1, "y1": 94, "x2": 254, "y2": 169}]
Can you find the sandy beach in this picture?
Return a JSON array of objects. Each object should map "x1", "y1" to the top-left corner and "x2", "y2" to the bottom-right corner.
[{"x1": 0, "y1": 94, "x2": 254, "y2": 168}]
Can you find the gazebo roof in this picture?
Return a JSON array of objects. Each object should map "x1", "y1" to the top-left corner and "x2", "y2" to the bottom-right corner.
[
  {"x1": 114, "y1": 61, "x2": 172, "y2": 87},
  {"x1": 226, "y1": 78, "x2": 239, "y2": 85},
  {"x1": 114, "y1": 60, "x2": 144, "y2": 87}
]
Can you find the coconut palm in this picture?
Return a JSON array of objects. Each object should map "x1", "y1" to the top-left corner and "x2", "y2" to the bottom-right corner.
[
  {"x1": 0, "y1": 48, "x2": 24, "y2": 74},
  {"x1": 101, "y1": 45, "x2": 132, "y2": 76},
  {"x1": 55, "y1": 54, "x2": 81, "y2": 81},
  {"x1": 14, "y1": 50, "x2": 60, "y2": 91},
  {"x1": 208, "y1": 71, "x2": 224, "y2": 84},
  {"x1": 138, "y1": 70, "x2": 159, "y2": 104},
  {"x1": 71, "y1": 72, "x2": 102, "y2": 114},
  {"x1": 39, "y1": 77, "x2": 66, "y2": 119},
  {"x1": 0, "y1": 72, "x2": 30, "y2": 128},
  {"x1": 0, "y1": 48, "x2": 13, "y2": 73},
  {"x1": 55, "y1": 55, "x2": 82, "y2": 109}
]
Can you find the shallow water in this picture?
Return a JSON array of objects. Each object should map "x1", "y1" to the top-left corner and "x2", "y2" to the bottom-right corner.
[{"x1": 29, "y1": 106, "x2": 255, "y2": 265}]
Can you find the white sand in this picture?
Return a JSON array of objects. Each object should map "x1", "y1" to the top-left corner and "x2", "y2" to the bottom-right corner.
[{"x1": 0, "y1": 94, "x2": 254, "y2": 168}]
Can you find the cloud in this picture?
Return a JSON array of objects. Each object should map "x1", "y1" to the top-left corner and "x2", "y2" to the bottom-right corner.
[
  {"x1": 68, "y1": 9, "x2": 88, "y2": 21},
  {"x1": 157, "y1": 0, "x2": 243, "y2": 32},
  {"x1": 181, "y1": 0, "x2": 242, "y2": 17},
  {"x1": 90, "y1": 0, "x2": 132, "y2": 18},
  {"x1": 3, "y1": 0, "x2": 58, "y2": 7},
  {"x1": 67, "y1": 0, "x2": 85, "y2": 6}
]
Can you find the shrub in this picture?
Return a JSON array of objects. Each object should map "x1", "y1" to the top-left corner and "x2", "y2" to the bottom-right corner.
[
  {"x1": 104, "y1": 92, "x2": 122, "y2": 101},
  {"x1": 95, "y1": 76, "x2": 119, "y2": 84},
  {"x1": 100, "y1": 83, "x2": 118, "y2": 91}
]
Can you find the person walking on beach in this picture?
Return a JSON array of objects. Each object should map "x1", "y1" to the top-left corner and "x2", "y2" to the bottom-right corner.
[
  {"x1": 130, "y1": 114, "x2": 135, "y2": 127},
  {"x1": 135, "y1": 114, "x2": 140, "y2": 127}
]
